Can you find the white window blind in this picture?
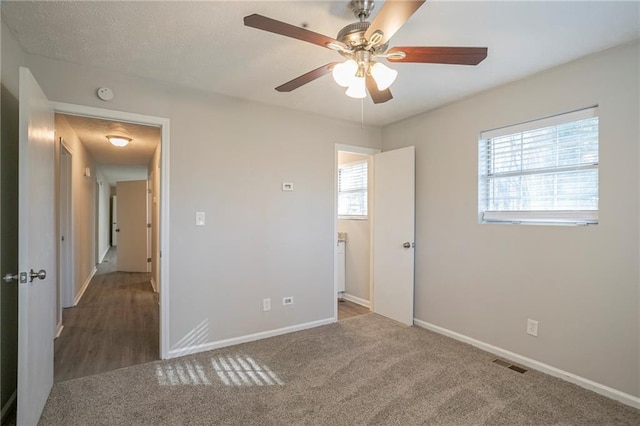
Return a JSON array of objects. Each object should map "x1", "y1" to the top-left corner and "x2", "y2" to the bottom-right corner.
[
  {"x1": 338, "y1": 160, "x2": 368, "y2": 218},
  {"x1": 478, "y1": 107, "x2": 599, "y2": 225}
]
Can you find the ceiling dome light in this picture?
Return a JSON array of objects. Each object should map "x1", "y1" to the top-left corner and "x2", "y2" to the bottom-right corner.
[
  {"x1": 345, "y1": 76, "x2": 366, "y2": 99},
  {"x1": 332, "y1": 59, "x2": 358, "y2": 88},
  {"x1": 370, "y1": 62, "x2": 398, "y2": 91},
  {"x1": 106, "y1": 135, "x2": 131, "y2": 147}
]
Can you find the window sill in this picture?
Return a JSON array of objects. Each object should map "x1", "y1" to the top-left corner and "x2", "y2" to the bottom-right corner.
[{"x1": 338, "y1": 216, "x2": 368, "y2": 221}]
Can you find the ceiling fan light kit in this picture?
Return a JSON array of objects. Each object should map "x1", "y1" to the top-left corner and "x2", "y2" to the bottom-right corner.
[{"x1": 244, "y1": 0, "x2": 488, "y2": 104}]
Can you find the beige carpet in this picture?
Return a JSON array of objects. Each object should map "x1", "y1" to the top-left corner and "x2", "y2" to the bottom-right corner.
[{"x1": 40, "y1": 314, "x2": 640, "y2": 425}]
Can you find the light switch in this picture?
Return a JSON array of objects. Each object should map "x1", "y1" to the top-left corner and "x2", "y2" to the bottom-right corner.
[
  {"x1": 195, "y1": 212, "x2": 205, "y2": 226},
  {"x1": 282, "y1": 182, "x2": 294, "y2": 191}
]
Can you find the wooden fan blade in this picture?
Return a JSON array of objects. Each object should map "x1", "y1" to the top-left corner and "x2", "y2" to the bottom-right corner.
[
  {"x1": 364, "y1": 0, "x2": 426, "y2": 45},
  {"x1": 244, "y1": 14, "x2": 347, "y2": 51},
  {"x1": 276, "y1": 63, "x2": 339, "y2": 92},
  {"x1": 366, "y1": 75, "x2": 393, "y2": 104},
  {"x1": 387, "y1": 47, "x2": 488, "y2": 65}
]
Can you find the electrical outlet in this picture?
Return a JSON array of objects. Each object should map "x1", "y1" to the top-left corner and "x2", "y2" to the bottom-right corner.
[
  {"x1": 283, "y1": 297, "x2": 293, "y2": 306},
  {"x1": 526, "y1": 319, "x2": 539, "y2": 337},
  {"x1": 263, "y1": 298, "x2": 271, "y2": 312}
]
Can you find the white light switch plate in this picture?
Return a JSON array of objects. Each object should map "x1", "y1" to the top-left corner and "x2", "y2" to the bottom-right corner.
[
  {"x1": 195, "y1": 211, "x2": 205, "y2": 226},
  {"x1": 282, "y1": 182, "x2": 294, "y2": 191}
]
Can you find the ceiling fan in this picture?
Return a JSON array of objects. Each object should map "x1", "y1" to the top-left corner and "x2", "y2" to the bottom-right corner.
[{"x1": 243, "y1": 0, "x2": 488, "y2": 104}]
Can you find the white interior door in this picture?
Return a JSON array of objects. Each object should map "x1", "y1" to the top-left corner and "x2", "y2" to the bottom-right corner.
[
  {"x1": 372, "y1": 146, "x2": 415, "y2": 325},
  {"x1": 111, "y1": 195, "x2": 117, "y2": 246},
  {"x1": 17, "y1": 67, "x2": 56, "y2": 425},
  {"x1": 116, "y1": 180, "x2": 148, "y2": 272}
]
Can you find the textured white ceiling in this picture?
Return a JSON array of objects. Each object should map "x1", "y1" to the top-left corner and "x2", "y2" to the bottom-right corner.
[
  {"x1": 59, "y1": 114, "x2": 160, "y2": 186},
  {"x1": 3, "y1": 1, "x2": 639, "y2": 126}
]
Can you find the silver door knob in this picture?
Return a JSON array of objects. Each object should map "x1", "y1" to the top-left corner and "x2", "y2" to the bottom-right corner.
[
  {"x1": 3, "y1": 273, "x2": 18, "y2": 283},
  {"x1": 403, "y1": 242, "x2": 411, "y2": 248},
  {"x1": 29, "y1": 269, "x2": 46, "y2": 282}
]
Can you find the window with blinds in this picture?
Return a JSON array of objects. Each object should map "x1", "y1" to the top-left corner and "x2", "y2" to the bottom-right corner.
[
  {"x1": 478, "y1": 107, "x2": 599, "y2": 225},
  {"x1": 338, "y1": 160, "x2": 368, "y2": 218}
]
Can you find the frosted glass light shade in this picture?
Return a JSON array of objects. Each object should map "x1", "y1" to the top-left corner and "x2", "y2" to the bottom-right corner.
[
  {"x1": 345, "y1": 77, "x2": 366, "y2": 99},
  {"x1": 332, "y1": 60, "x2": 358, "y2": 87},
  {"x1": 107, "y1": 136, "x2": 131, "y2": 147},
  {"x1": 370, "y1": 62, "x2": 398, "y2": 91}
]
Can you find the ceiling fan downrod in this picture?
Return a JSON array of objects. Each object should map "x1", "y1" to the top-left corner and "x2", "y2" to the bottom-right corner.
[{"x1": 349, "y1": 0, "x2": 375, "y2": 22}]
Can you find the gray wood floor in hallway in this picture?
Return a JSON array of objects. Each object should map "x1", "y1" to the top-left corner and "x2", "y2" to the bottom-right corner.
[{"x1": 54, "y1": 247, "x2": 159, "y2": 383}]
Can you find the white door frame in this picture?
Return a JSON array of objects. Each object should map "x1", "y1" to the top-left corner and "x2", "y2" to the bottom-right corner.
[
  {"x1": 58, "y1": 139, "x2": 74, "y2": 314},
  {"x1": 51, "y1": 102, "x2": 171, "y2": 359},
  {"x1": 334, "y1": 144, "x2": 380, "y2": 322}
]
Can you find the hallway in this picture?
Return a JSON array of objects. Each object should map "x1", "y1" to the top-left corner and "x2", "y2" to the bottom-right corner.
[{"x1": 54, "y1": 247, "x2": 159, "y2": 382}]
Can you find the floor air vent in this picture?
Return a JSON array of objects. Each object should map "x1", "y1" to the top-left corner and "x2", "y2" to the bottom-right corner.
[{"x1": 493, "y1": 359, "x2": 527, "y2": 374}]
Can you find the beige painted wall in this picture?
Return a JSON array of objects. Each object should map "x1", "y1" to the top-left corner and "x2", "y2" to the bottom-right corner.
[
  {"x1": 149, "y1": 144, "x2": 161, "y2": 291},
  {"x1": 383, "y1": 42, "x2": 640, "y2": 397},
  {"x1": 17, "y1": 49, "x2": 382, "y2": 349},
  {"x1": 54, "y1": 115, "x2": 97, "y2": 301},
  {"x1": 337, "y1": 152, "x2": 371, "y2": 302}
]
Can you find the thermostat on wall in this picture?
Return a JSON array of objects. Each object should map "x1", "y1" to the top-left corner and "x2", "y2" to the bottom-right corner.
[{"x1": 282, "y1": 182, "x2": 294, "y2": 191}]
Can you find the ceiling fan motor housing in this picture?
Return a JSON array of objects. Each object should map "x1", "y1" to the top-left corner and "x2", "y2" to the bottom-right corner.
[{"x1": 337, "y1": 21, "x2": 388, "y2": 58}]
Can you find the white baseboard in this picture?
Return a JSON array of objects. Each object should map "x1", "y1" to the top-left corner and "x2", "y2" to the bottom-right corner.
[
  {"x1": 74, "y1": 266, "x2": 96, "y2": 306},
  {"x1": 342, "y1": 293, "x2": 370, "y2": 308},
  {"x1": 55, "y1": 323, "x2": 64, "y2": 339},
  {"x1": 168, "y1": 317, "x2": 335, "y2": 359},
  {"x1": 413, "y1": 318, "x2": 640, "y2": 410},
  {"x1": 1, "y1": 390, "x2": 16, "y2": 422},
  {"x1": 150, "y1": 277, "x2": 158, "y2": 293}
]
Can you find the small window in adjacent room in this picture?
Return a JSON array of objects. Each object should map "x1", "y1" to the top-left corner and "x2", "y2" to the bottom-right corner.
[
  {"x1": 338, "y1": 160, "x2": 368, "y2": 219},
  {"x1": 478, "y1": 106, "x2": 599, "y2": 225}
]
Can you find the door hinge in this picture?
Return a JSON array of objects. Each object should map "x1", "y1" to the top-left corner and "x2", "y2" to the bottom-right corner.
[
  {"x1": 147, "y1": 257, "x2": 152, "y2": 263},
  {"x1": 147, "y1": 223, "x2": 151, "y2": 228}
]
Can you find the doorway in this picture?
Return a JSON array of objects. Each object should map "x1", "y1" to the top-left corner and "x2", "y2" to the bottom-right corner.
[
  {"x1": 334, "y1": 144, "x2": 417, "y2": 325},
  {"x1": 50, "y1": 102, "x2": 169, "y2": 382},
  {"x1": 334, "y1": 145, "x2": 379, "y2": 321}
]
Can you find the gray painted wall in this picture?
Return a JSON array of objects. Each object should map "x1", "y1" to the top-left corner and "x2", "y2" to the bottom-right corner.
[
  {"x1": 382, "y1": 42, "x2": 640, "y2": 397},
  {"x1": 17, "y1": 48, "x2": 382, "y2": 350}
]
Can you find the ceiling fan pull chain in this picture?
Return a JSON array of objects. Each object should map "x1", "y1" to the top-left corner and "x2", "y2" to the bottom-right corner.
[{"x1": 361, "y1": 97, "x2": 364, "y2": 129}]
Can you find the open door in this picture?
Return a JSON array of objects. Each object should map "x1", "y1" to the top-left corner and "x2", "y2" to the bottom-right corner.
[
  {"x1": 17, "y1": 67, "x2": 56, "y2": 424},
  {"x1": 116, "y1": 180, "x2": 148, "y2": 272},
  {"x1": 372, "y1": 146, "x2": 415, "y2": 325},
  {"x1": 111, "y1": 195, "x2": 117, "y2": 246}
]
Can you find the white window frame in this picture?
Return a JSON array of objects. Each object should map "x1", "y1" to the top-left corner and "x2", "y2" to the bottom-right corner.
[
  {"x1": 478, "y1": 106, "x2": 599, "y2": 226},
  {"x1": 338, "y1": 159, "x2": 368, "y2": 220}
]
